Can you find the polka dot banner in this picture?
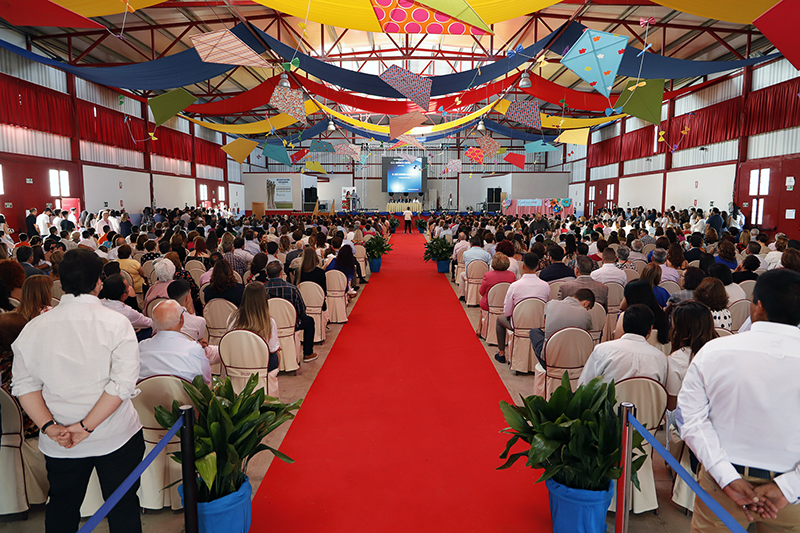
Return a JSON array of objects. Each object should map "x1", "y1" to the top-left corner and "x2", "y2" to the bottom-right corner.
[{"x1": 371, "y1": 0, "x2": 485, "y2": 34}]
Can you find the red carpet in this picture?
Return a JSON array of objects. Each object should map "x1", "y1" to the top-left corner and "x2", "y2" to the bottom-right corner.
[{"x1": 252, "y1": 233, "x2": 551, "y2": 532}]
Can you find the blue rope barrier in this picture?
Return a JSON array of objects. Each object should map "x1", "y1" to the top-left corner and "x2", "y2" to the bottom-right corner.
[
  {"x1": 77, "y1": 418, "x2": 184, "y2": 533},
  {"x1": 627, "y1": 413, "x2": 748, "y2": 533}
]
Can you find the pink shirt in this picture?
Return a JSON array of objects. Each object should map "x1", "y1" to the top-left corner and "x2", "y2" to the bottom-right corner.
[{"x1": 478, "y1": 270, "x2": 517, "y2": 311}]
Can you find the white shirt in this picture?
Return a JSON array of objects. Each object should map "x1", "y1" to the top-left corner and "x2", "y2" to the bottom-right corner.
[
  {"x1": 658, "y1": 264, "x2": 680, "y2": 283},
  {"x1": 724, "y1": 282, "x2": 747, "y2": 303},
  {"x1": 404, "y1": 210, "x2": 413, "y2": 221},
  {"x1": 95, "y1": 217, "x2": 111, "y2": 234},
  {"x1": 102, "y1": 299, "x2": 153, "y2": 330},
  {"x1": 68, "y1": 212, "x2": 79, "y2": 227},
  {"x1": 138, "y1": 330, "x2": 211, "y2": 385},
  {"x1": 244, "y1": 240, "x2": 261, "y2": 256},
  {"x1": 36, "y1": 213, "x2": 50, "y2": 235},
  {"x1": 748, "y1": 252, "x2": 769, "y2": 270},
  {"x1": 587, "y1": 242, "x2": 598, "y2": 255},
  {"x1": 503, "y1": 273, "x2": 551, "y2": 318},
  {"x1": 590, "y1": 263, "x2": 628, "y2": 286},
  {"x1": 11, "y1": 294, "x2": 142, "y2": 458},
  {"x1": 578, "y1": 333, "x2": 668, "y2": 387},
  {"x1": 678, "y1": 322, "x2": 800, "y2": 504},
  {"x1": 765, "y1": 251, "x2": 783, "y2": 270},
  {"x1": 79, "y1": 238, "x2": 98, "y2": 250},
  {"x1": 234, "y1": 248, "x2": 254, "y2": 263},
  {"x1": 666, "y1": 347, "x2": 692, "y2": 397}
]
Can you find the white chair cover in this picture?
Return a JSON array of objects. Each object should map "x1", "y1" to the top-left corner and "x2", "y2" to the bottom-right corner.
[
  {"x1": 325, "y1": 270, "x2": 349, "y2": 324},
  {"x1": 219, "y1": 330, "x2": 279, "y2": 398},
  {"x1": 633, "y1": 260, "x2": 648, "y2": 274},
  {"x1": 232, "y1": 271, "x2": 243, "y2": 284},
  {"x1": 142, "y1": 260, "x2": 157, "y2": 284},
  {"x1": 479, "y1": 282, "x2": 510, "y2": 346},
  {"x1": 185, "y1": 260, "x2": 206, "y2": 272},
  {"x1": 465, "y1": 261, "x2": 488, "y2": 307},
  {"x1": 454, "y1": 249, "x2": 466, "y2": 282},
  {"x1": 132, "y1": 375, "x2": 192, "y2": 510},
  {"x1": 670, "y1": 427, "x2": 696, "y2": 512},
  {"x1": 688, "y1": 260, "x2": 700, "y2": 269},
  {"x1": 641, "y1": 243, "x2": 656, "y2": 256},
  {"x1": 204, "y1": 299, "x2": 238, "y2": 345},
  {"x1": 199, "y1": 283, "x2": 210, "y2": 306},
  {"x1": 588, "y1": 304, "x2": 607, "y2": 346},
  {"x1": 80, "y1": 470, "x2": 104, "y2": 517},
  {"x1": 270, "y1": 298, "x2": 302, "y2": 372},
  {"x1": 548, "y1": 280, "x2": 565, "y2": 301},
  {"x1": 646, "y1": 330, "x2": 672, "y2": 356},
  {"x1": 611, "y1": 377, "x2": 668, "y2": 514},
  {"x1": 354, "y1": 245, "x2": 369, "y2": 278},
  {"x1": 188, "y1": 268, "x2": 204, "y2": 288},
  {"x1": 507, "y1": 298, "x2": 546, "y2": 374},
  {"x1": 604, "y1": 282, "x2": 625, "y2": 341},
  {"x1": 659, "y1": 281, "x2": 680, "y2": 295},
  {"x1": 728, "y1": 299, "x2": 751, "y2": 333},
  {"x1": 715, "y1": 327, "x2": 732, "y2": 337},
  {"x1": 51, "y1": 279, "x2": 64, "y2": 300},
  {"x1": 8, "y1": 298, "x2": 19, "y2": 309},
  {"x1": 51, "y1": 298, "x2": 59, "y2": 307},
  {"x1": 624, "y1": 269, "x2": 640, "y2": 283},
  {"x1": 145, "y1": 297, "x2": 169, "y2": 318},
  {"x1": 298, "y1": 282, "x2": 327, "y2": 343},
  {"x1": 119, "y1": 269, "x2": 134, "y2": 288},
  {"x1": 738, "y1": 280, "x2": 756, "y2": 302},
  {"x1": 533, "y1": 328, "x2": 594, "y2": 399},
  {"x1": 608, "y1": 243, "x2": 620, "y2": 251}
]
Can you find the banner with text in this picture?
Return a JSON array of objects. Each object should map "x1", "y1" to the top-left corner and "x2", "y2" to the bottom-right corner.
[{"x1": 273, "y1": 177, "x2": 293, "y2": 209}]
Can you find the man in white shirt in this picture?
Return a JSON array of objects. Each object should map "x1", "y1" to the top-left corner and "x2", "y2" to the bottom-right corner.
[
  {"x1": 232, "y1": 236, "x2": 254, "y2": 264},
  {"x1": 101, "y1": 274, "x2": 153, "y2": 341},
  {"x1": 36, "y1": 208, "x2": 52, "y2": 237},
  {"x1": 591, "y1": 247, "x2": 628, "y2": 286},
  {"x1": 678, "y1": 269, "x2": 800, "y2": 531},
  {"x1": 494, "y1": 252, "x2": 551, "y2": 364},
  {"x1": 652, "y1": 248, "x2": 680, "y2": 283},
  {"x1": 403, "y1": 208, "x2": 413, "y2": 234},
  {"x1": 67, "y1": 207, "x2": 79, "y2": 228},
  {"x1": 12, "y1": 248, "x2": 144, "y2": 533},
  {"x1": 95, "y1": 212, "x2": 111, "y2": 235},
  {"x1": 578, "y1": 304, "x2": 667, "y2": 386},
  {"x1": 51, "y1": 209, "x2": 64, "y2": 232},
  {"x1": 745, "y1": 241, "x2": 769, "y2": 270},
  {"x1": 138, "y1": 299, "x2": 211, "y2": 384},
  {"x1": 78, "y1": 229, "x2": 98, "y2": 251}
]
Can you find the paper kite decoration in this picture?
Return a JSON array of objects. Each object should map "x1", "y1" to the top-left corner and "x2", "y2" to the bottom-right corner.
[
  {"x1": 613, "y1": 79, "x2": 664, "y2": 125},
  {"x1": 554, "y1": 127, "x2": 590, "y2": 146},
  {"x1": 359, "y1": 152, "x2": 370, "y2": 165},
  {"x1": 524, "y1": 140, "x2": 559, "y2": 153},
  {"x1": 476, "y1": 135, "x2": 501, "y2": 159},
  {"x1": 379, "y1": 65, "x2": 433, "y2": 111},
  {"x1": 269, "y1": 86, "x2": 307, "y2": 124},
  {"x1": 190, "y1": 29, "x2": 271, "y2": 69},
  {"x1": 443, "y1": 159, "x2": 462, "y2": 174},
  {"x1": 310, "y1": 139, "x2": 335, "y2": 152},
  {"x1": 334, "y1": 143, "x2": 361, "y2": 161},
  {"x1": 504, "y1": 152, "x2": 526, "y2": 170},
  {"x1": 389, "y1": 110, "x2": 428, "y2": 140},
  {"x1": 399, "y1": 153, "x2": 420, "y2": 164},
  {"x1": 148, "y1": 88, "x2": 197, "y2": 127},
  {"x1": 392, "y1": 135, "x2": 425, "y2": 151},
  {"x1": 305, "y1": 160, "x2": 327, "y2": 174},
  {"x1": 464, "y1": 146, "x2": 485, "y2": 164},
  {"x1": 262, "y1": 143, "x2": 293, "y2": 167},
  {"x1": 497, "y1": 147, "x2": 507, "y2": 155},
  {"x1": 372, "y1": 0, "x2": 490, "y2": 35},
  {"x1": 560, "y1": 29, "x2": 629, "y2": 98},
  {"x1": 290, "y1": 148, "x2": 309, "y2": 165},
  {"x1": 505, "y1": 100, "x2": 542, "y2": 130},
  {"x1": 222, "y1": 138, "x2": 259, "y2": 164}
]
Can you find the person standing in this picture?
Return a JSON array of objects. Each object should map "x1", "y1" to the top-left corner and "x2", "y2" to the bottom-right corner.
[
  {"x1": 678, "y1": 269, "x2": 800, "y2": 531},
  {"x1": 403, "y1": 208, "x2": 413, "y2": 234},
  {"x1": 26, "y1": 208, "x2": 40, "y2": 237},
  {"x1": 11, "y1": 248, "x2": 144, "y2": 533}
]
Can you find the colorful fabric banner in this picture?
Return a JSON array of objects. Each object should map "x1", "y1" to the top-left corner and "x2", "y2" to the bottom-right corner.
[
  {"x1": 389, "y1": 111, "x2": 428, "y2": 140},
  {"x1": 651, "y1": 0, "x2": 779, "y2": 24},
  {"x1": 290, "y1": 148, "x2": 309, "y2": 164},
  {"x1": 305, "y1": 160, "x2": 327, "y2": 173},
  {"x1": 392, "y1": 135, "x2": 425, "y2": 150},
  {"x1": 50, "y1": 0, "x2": 165, "y2": 17},
  {"x1": 443, "y1": 159, "x2": 462, "y2": 174},
  {"x1": 310, "y1": 139, "x2": 336, "y2": 152},
  {"x1": 524, "y1": 140, "x2": 559, "y2": 153},
  {"x1": 269, "y1": 86, "x2": 307, "y2": 124},
  {"x1": 613, "y1": 79, "x2": 665, "y2": 125},
  {"x1": 262, "y1": 143, "x2": 293, "y2": 166},
  {"x1": 0, "y1": 0, "x2": 103, "y2": 28},
  {"x1": 465, "y1": 146, "x2": 484, "y2": 164},
  {"x1": 371, "y1": 0, "x2": 488, "y2": 34},
  {"x1": 554, "y1": 128, "x2": 590, "y2": 146},
  {"x1": 505, "y1": 100, "x2": 542, "y2": 129},
  {"x1": 191, "y1": 28, "x2": 272, "y2": 69},
  {"x1": 379, "y1": 65, "x2": 433, "y2": 111},
  {"x1": 476, "y1": 135, "x2": 501, "y2": 159},
  {"x1": 755, "y1": 1, "x2": 800, "y2": 70}
]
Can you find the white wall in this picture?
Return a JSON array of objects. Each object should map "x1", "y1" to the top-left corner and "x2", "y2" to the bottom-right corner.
[
  {"x1": 153, "y1": 174, "x2": 196, "y2": 209},
  {"x1": 317, "y1": 174, "x2": 352, "y2": 209},
  {"x1": 568, "y1": 183, "x2": 585, "y2": 217},
  {"x1": 664, "y1": 164, "x2": 736, "y2": 212},
  {"x1": 619, "y1": 173, "x2": 664, "y2": 211},
  {"x1": 229, "y1": 183, "x2": 245, "y2": 215},
  {"x1": 459, "y1": 173, "x2": 512, "y2": 209},
  {"x1": 82, "y1": 165, "x2": 150, "y2": 214},
  {"x1": 511, "y1": 172, "x2": 571, "y2": 199}
]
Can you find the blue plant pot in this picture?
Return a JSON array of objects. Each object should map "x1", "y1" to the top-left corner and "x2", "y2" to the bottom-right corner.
[
  {"x1": 436, "y1": 260, "x2": 450, "y2": 273},
  {"x1": 545, "y1": 478, "x2": 614, "y2": 533},
  {"x1": 179, "y1": 477, "x2": 252, "y2": 533},
  {"x1": 418, "y1": 227, "x2": 425, "y2": 233},
  {"x1": 368, "y1": 258, "x2": 382, "y2": 273}
]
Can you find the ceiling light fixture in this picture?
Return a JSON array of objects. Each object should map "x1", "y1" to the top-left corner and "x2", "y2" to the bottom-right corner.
[
  {"x1": 278, "y1": 73, "x2": 291, "y2": 88},
  {"x1": 327, "y1": 119, "x2": 336, "y2": 132},
  {"x1": 477, "y1": 119, "x2": 485, "y2": 131},
  {"x1": 519, "y1": 71, "x2": 532, "y2": 89}
]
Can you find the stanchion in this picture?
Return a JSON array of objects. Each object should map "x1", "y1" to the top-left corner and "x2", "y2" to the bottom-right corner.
[
  {"x1": 180, "y1": 405, "x2": 199, "y2": 533},
  {"x1": 615, "y1": 402, "x2": 635, "y2": 533}
]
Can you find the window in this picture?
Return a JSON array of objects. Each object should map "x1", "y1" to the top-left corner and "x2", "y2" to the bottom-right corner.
[
  {"x1": 588, "y1": 186, "x2": 596, "y2": 201},
  {"x1": 218, "y1": 186, "x2": 225, "y2": 202},
  {"x1": 199, "y1": 184, "x2": 208, "y2": 201},
  {"x1": 607, "y1": 183, "x2": 615, "y2": 200},
  {"x1": 749, "y1": 168, "x2": 770, "y2": 226},
  {"x1": 0, "y1": 165, "x2": 4, "y2": 195},
  {"x1": 49, "y1": 169, "x2": 69, "y2": 197}
]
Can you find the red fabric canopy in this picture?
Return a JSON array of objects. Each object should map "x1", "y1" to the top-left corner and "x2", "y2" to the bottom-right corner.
[{"x1": 0, "y1": 0, "x2": 103, "y2": 29}]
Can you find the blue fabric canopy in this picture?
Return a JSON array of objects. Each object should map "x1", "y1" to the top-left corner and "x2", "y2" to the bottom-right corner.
[
  {"x1": 260, "y1": 119, "x2": 328, "y2": 144},
  {"x1": 483, "y1": 119, "x2": 557, "y2": 142},
  {"x1": 332, "y1": 117, "x2": 479, "y2": 143},
  {"x1": 0, "y1": 24, "x2": 263, "y2": 90}
]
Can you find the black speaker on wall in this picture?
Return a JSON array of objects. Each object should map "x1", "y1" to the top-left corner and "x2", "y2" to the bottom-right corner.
[
  {"x1": 486, "y1": 187, "x2": 502, "y2": 203},
  {"x1": 304, "y1": 187, "x2": 318, "y2": 203}
]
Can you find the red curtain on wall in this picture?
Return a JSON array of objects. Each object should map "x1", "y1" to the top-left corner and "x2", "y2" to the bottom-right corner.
[
  {"x1": 620, "y1": 126, "x2": 655, "y2": 161},
  {"x1": 77, "y1": 101, "x2": 147, "y2": 152},
  {"x1": 587, "y1": 136, "x2": 621, "y2": 167},
  {"x1": 194, "y1": 137, "x2": 226, "y2": 168},
  {"x1": 149, "y1": 126, "x2": 193, "y2": 161},
  {"x1": 743, "y1": 77, "x2": 800, "y2": 137},
  {"x1": 0, "y1": 74, "x2": 72, "y2": 137},
  {"x1": 657, "y1": 99, "x2": 741, "y2": 153}
]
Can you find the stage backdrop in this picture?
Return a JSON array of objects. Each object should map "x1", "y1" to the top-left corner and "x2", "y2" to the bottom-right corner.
[{"x1": 242, "y1": 172, "x2": 303, "y2": 212}]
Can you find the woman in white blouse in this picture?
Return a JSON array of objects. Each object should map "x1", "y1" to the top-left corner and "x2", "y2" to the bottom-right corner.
[{"x1": 666, "y1": 301, "x2": 718, "y2": 409}]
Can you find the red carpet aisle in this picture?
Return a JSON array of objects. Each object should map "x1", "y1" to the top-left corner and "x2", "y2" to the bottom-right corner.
[{"x1": 251, "y1": 233, "x2": 551, "y2": 532}]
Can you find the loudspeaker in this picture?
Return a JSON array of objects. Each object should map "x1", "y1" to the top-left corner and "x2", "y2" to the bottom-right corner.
[
  {"x1": 304, "y1": 188, "x2": 317, "y2": 203},
  {"x1": 403, "y1": 192, "x2": 409, "y2": 197},
  {"x1": 487, "y1": 188, "x2": 501, "y2": 203},
  {"x1": 487, "y1": 202, "x2": 501, "y2": 212},
  {"x1": 418, "y1": 192, "x2": 424, "y2": 197},
  {"x1": 389, "y1": 192, "x2": 394, "y2": 198}
]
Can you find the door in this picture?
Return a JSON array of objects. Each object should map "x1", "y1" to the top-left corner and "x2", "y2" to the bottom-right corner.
[{"x1": 61, "y1": 198, "x2": 81, "y2": 215}]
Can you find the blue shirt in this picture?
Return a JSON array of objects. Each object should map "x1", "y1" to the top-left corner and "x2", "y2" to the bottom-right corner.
[{"x1": 463, "y1": 246, "x2": 491, "y2": 268}]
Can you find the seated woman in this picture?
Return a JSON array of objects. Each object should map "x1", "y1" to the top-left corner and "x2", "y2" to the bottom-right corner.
[
  {"x1": 693, "y1": 278, "x2": 731, "y2": 329},
  {"x1": 640, "y1": 262, "x2": 671, "y2": 308},
  {"x1": 203, "y1": 259, "x2": 245, "y2": 307},
  {"x1": 165, "y1": 251, "x2": 201, "y2": 311},
  {"x1": 295, "y1": 248, "x2": 327, "y2": 311},
  {"x1": 187, "y1": 236, "x2": 211, "y2": 268},
  {"x1": 666, "y1": 243, "x2": 688, "y2": 270},
  {"x1": 477, "y1": 253, "x2": 516, "y2": 334},
  {"x1": 247, "y1": 253, "x2": 269, "y2": 284},
  {"x1": 142, "y1": 258, "x2": 175, "y2": 311},
  {"x1": 614, "y1": 245, "x2": 637, "y2": 270},
  {"x1": 666, "y1": 301, "x2": 716, "y2": 410},
  {"x1": 117, "y1": 244, "x2": 145, "y2": 294},
  {"x1": 714, "y1": 240, "x2": 738, "y2": 270},
  {"x1": 616, "y1": 278, "x2": 670, "y2": 345},
  {"x1": 227, "y1": 281, "x2": 281, "y2": 374},
  {"x1": 15, "y1": 275, "x2": 54, "y2": 322},
  {"x1": 326, "y1": 244, "x2": 358, "y2": 293},
  {"x1": 666, "y1": 266, "x2": 706, "y2": 308},
  {"x1": 0, "y1": 312, "x2": 38, "y2": 438},
  {"x1": 781, "y1": 248, "x2": 800, "y2": 273}
]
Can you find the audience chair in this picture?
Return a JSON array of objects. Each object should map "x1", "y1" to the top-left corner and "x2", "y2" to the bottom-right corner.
[
  {"x1": 604, "y1": 282, "x2": 625, "y2": 341},
  {"x1": 8, "y1": 298, "x2": 19, "y2": 309},
  {"x1": 0, "y1": 388, "x2": 48, "y2": 517},
  {"x1": 132, "y1": 375, "x2": 192, "y2": 510},
  {"x1": 269, "y1": 298, "x2": 302, "y2": 373},
  {"x1": 199, "y1": 283, "x2": 210, "y2": 306},
  {"x1": 588, "y1": 304, "x2": 607, "y2": 346},
  {"x1": 659, "y1": 280, "x2": 680, "y2": 295},
  {"x1": 507, "y1": 297, "x2": 546, "y2": 374},
  {"x1": 612, "y1": 377, "x2": 668, "y2": 515},
  {"x1": 187, "y1": 268, "x2": 204, "y2": 288},
  {"x1": 755, "y1": 269, "x2": 767, "y2": 276},
  {"x1": 728, "y1": 299, "x2": 751, "y2": 333},
  {"x1": 549, "y1": 280, "x2": 565, "y2": 301},
  {"x1": 687, "y1": 260, "x2": 700, "y2": 269},
  {"x1": 624, "y1": 269, "x2": 640, "y2": 284},
  {"x1": 219, "y1": 330, "x2": 279, "y2": 397},
  {"x1": 145, "y1": 297, "x2": 169, "y2": 318},
  {"x1": 232, "y1": 271, "x2": 243, "y2": 284},
  {"x1": 454, "y1": 249, "x2": 466, "y2": 282},
  {"x1": 325, "y1": 270, "x2": 349, "y2": 324},
  {"x1": 51, "y1": 279, "x2": 64, "y2": 300},
  {"x1": 298, "y1": 281, "x2": 328, "y2": 343},
  {"x1": 738, "y1": 279, "x2": 756, "y2": 302},
  {"x1": 465, "y1": 261, "x2": 489, "y2": 307},
  {"x1": 670, "y1": 429, "x2": 697, "y2": 513},
  {"x1": 80, "y1": 471, "x2": 104, "y2": 517},
  {"x1": 444, "y1": 234, "x2": 453, "y2": 244},
  {"x1": 641, "y1": 243, "x2": 656, "y2": 256},
  {"x1": 184, "y1": 259, "x2": 206, "y2": 272},
  {"x1": 533, "y1": 328, "x2": 594, "y2": 399},
  {"x1": 646, "y1": 330, "x2": 672, "y2": 356},
  {"x1": 607, "y1": 243, "x2": 620, "y2": 251},
  {"x1": 714, "y1": 327, "x2": 732, "y2": 337},
  {"x1": 633, "y1": 260, "x2": 648, "y2": 274},
  {"x1": 204, "y1": 299, "x2": 238, "y2": 346},
  {"x1": 142, "y1": 260, "x2": 157, "y2": 285},
  {"x1": 118, "y1": 269, "x2": 134, "y2": 288},
  {"x1": 276, "y1": 253, "x2": 287, "y2": 264},
  {"x1": 132, "y1": 251, "x2": 145, "y2": 262},
  {"x1": 50, "y1": 298, "x2": 59, "y2": 307},
  {"x1": 479, "y1": 282, "x2": 510, "y2": 345},
  {"x1": 354, "y1": 245, "x2": 369, "y2": 278}
]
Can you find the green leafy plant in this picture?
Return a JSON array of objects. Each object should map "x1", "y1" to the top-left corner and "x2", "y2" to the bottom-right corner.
[
  {"x1": 155, "y1": 374, "x2": 302, "y2": 502},
  {"x1": 388, "y1": 217, "x2": 399, "y2": 228},
  {"x1": 423, "y1": 237, "x2": 454, "y2": 262},
  {"x1": 498, "y1": 373, "x2": 646, "y2": 492},
  {"x1": 364, "y1": 235, "x2": 393, "y2": 259},
  {"x1": 415, "y1": 218, "x2": 428, "y2": 230}
]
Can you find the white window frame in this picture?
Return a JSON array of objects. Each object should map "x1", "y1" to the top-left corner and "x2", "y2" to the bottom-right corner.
[
  {"x1": 199, "y1": 184, "x2": 208, "y2": 201},
  {"x1": 49, "y1": 169, "x2": 70, "y2": 197},
  {"x1": 218, "y1": 186, "x2": 226, "y2": 202},
  {"x1": 0, "y1": 164, "x2": 4, "y2": 195}
]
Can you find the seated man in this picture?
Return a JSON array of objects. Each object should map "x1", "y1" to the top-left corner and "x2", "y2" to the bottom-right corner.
[
  {"x1": 683, "y1": 233, "x2": 704, "y2": 262},
  {"x1": 167, "y1": 280, "x2": 219, "y2": 365},
  {"x1": 264, "y1": 261, "x2": 317, "y2": 363},
  {"x1": 578, "y1": 304, "x2": 668, "y2": 386},
  {"x1": 100, "y1": 274, "x2": 153, "y2": 341},
  {"x1": 494, "y1": 252, "x2": 550, "y2": 364},
  {"x1": 559, "y1": 255, "x2": 609, "y2": 310},
  {"x1": 628, "y1": 239, "x2": 648, "y2": 262},
  {"x1": 451, "y1": 232, "x2": 469, "y2": 282},
  {"x1": 138, "y1": 299, "x2": 211, "y2": 384},
  {"x1": 537, "y1": 245, "x2": 576, "y2": 282},
  {"x1": 591, "y1": 247, "x2": 628, "y2": 286},
  {"x1": 459, "y1": 236, "x2": 491, "y2": 301},
  {"x1": 530, "y1": 288, "x2": 594, "y2": 368},
  {"x1": 745, "y1": 241, "x2": 769, "y2": 270},
  {"x1": 15, "y1": 246, "x2": 43, "y2": 278}
]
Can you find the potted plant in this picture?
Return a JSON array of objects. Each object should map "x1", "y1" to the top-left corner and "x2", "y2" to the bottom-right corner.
[
  {"x1": 364, "y1": 235, "x2": 392, "y2": 273},
  {"x1": 155, "y1": 375, "x2": 302, "y2": 533},
  {"x1": 388, "y1": 216, "x2": 399, "y2": 233},
  {"x1": 498, "y1": 374, "x2": 645, "y2": 533},
  {"x1": 423, "y1": 237, "x2": 454, "y2": 273},
  {"x1": 415, "y1": 218, "x2": 428, "y2": 233}
]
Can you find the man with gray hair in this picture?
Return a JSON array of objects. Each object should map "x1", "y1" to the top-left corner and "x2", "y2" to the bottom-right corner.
[
  {"x1": 558, "y1": 255, "x2": 609, "y2": 310},
  {"x1": 138, "y1": 300, "x2": 211, "y2": 384},
  {"x1": 628, "y1": 240, "x2": 648, "y2": 262},
  {"x1": 222, "y1": 241, "x2": 248, "y2": 278},
  {"x1": 652, "y1": 247, "x2": 680, "y2": 283}
]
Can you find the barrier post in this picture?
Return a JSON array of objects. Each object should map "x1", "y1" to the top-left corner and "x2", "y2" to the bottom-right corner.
[
  {"x1": 615, "y1": 402, "x2": 635, "y2": 533},
  {"x1": 180, "y1": 405, "x2": 199, "y2": 533}
]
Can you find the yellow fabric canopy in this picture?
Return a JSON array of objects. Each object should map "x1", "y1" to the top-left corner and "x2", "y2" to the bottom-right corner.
[
  {"x1": 493, "y1": 99, "x2": 626, "y2": 129},
  {"x1": 651, "y1": 0, "x2": 779, "y2": 24},
  {"x1": 183, "y1": 100, "x2": 321, "y2": 134},
  {"x1": 51, "y1": 0, "x2": 165, "y2": 17}
]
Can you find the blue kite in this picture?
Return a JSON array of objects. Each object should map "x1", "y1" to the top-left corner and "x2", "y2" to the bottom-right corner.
[
  {"x1": 310, "y1": 139, "x2": 335, "y2": 153},
  {"x1": 262, "y1": 143, "x2": 292, "y2": 167},
  {"x1": 560, "y1": 29, "x2": 629, "y2": 98},
  {"x1": 524, "y1": 140, "x2": 559, "y2": 154}
]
